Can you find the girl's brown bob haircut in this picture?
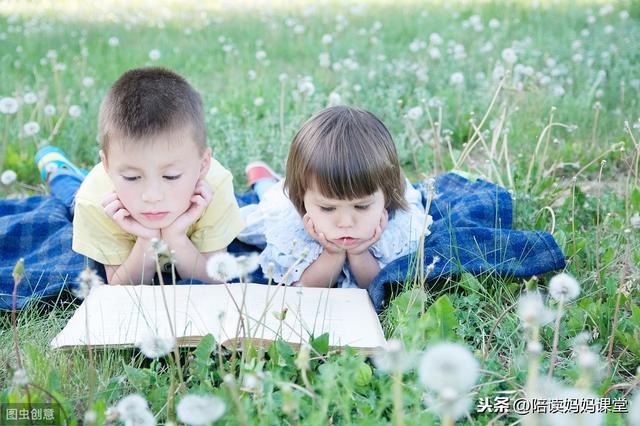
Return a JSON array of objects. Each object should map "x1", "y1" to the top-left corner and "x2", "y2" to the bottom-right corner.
[{"x1": 284, "y1": 106, "x2": 407, "y2": 215}]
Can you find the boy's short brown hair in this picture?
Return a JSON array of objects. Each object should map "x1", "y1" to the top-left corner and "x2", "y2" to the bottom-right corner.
[
  {"x1": 284, "y1": 106, "x2": 407, "y2": 215},
  {"x1": 98, "y1": 67, "x2": 206, "y2": 155}
]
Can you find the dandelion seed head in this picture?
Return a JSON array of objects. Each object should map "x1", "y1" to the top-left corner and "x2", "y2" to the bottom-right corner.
[
  {"x1": 136, "y1": 333, "x2": 175, "y2": 359},
  {"x1": 84, "y1": 410, "x2": 97, "y2": 424},
  {"x1": 0, "y1": 97, "x2": 19, "y2": 114},
  {"x1": 148, "y1": 49, "x2": 161, "y2": 61},
  {"x1": 108, "y1": 36, "x2": 119, "y2": 47},
  {"x1": 44, "y1": 104, "x2": 56, "y2": 116},
  {"x1": 517, "y1": 292, "x2": 554, "y2": 328},
  {"x1": 12, "y1": 368, "x2": 28, "y2": 386},
  {"x1": 206, "y1": 252, "x2": 240, "y2": 282},
  {"x1": 23, "y1": 92, "x2": 38, "y2": 104},
  {"x1": 628, "y1": 392, "x2": 640, "y2": 426},
  {"x1": 407, "y1": 106, "x2": 423, "y2": 120},
  {"x1": 544, "y1": 387, "x2": 602, "y2": 426},
  {"x1": 74, "y1": 267, "x2": 103, "y2": 299},
  {"x1": 418, "y1": 342, "x2": 479, "y2": 394},
  {"x1": 176, "y1": 394, "x2": 225, "y2": 426},
  {"x1": 501, "y1": 48, "x2": 517, "y2": 64},
  {"x1": 68, "y1": 105, "x2": 82, "y2": 117},
  {"x1": 548, "y1": 272, "x2": 580, "y2": 302},
  {"x1": 116, "y1": 394, "x2": 155, "y2": 426},
  {"x1": 253, "y1": 97, "x2": 264, "y2": 107},
  {"x1": 236, "y1": 253, "x2": 260, "y2": 277},
  {"x1": 422, "y1": 391, "x2": 473, "y2": 421},
  {"x1": 1, "y1": 170, "x2": 17, "y2": 186},
  {"x1": 373, "y1": 338, "x2": 415, "y2": 373}
]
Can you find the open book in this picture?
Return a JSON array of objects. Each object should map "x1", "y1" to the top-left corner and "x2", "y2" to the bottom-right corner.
[{"x1": 51, "y1": 283, "x2": 386, "y2": 355}]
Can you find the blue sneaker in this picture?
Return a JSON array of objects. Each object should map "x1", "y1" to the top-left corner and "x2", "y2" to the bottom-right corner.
[{"x1": 35, "y1": 146, "x2": 88, "y2": 183}]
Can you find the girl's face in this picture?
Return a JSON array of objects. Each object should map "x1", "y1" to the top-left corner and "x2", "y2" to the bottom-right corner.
[{"x1": 303, "y1": 185, "x2": 386, "y2": 249}]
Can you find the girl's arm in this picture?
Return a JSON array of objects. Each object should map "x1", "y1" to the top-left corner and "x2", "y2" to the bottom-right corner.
[
  {"x1": 347, "y1": 251, "x2": 380, "y2": 289},
  {"x1": 293, "y1": 250, "x2": 346, "y2": 287}
]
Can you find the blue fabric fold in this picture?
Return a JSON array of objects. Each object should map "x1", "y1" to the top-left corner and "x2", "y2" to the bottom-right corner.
[{"x1": 0, "y1": 173, "x2": 565, "y2": 312}]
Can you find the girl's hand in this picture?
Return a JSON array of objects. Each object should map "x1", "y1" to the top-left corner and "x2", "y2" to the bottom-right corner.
[
  {"x1": 161, "y1": 179, "x2": 213, "y2": 241},
  {"x1": 303, "y1": 213, "x2": 345, "y2": 254},
  {"x1": 346, "y1": 209, "x2": 388, "y2": 256},
  {"x1": 101, "y1": 192, "x2": 160, "y2": 240}
]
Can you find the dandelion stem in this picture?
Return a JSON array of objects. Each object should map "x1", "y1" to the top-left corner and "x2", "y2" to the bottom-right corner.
[
  {"x1": 392, "y1": 370, "x2": 404, "y2": 426},
  {"x1": 607, "y1": 232, "x2": 630, "y2": 376},
  {"x1": 548, "y1": 296, "x2": 564, "y2": 378}
]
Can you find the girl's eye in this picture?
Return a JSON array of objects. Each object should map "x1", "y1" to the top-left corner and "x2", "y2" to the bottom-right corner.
[
  {"x1": 122, "y1": 176, "x2": 139, "y2": 182},
  {"x1": 163, "y1": 175, "x2": 182, "y2": 181},
  {"x1": 320, "y1": 206, "x2": 335, "y2": 212},
  {"x1": 355, "y1": 204, "x2": 370, "y2": 210}
]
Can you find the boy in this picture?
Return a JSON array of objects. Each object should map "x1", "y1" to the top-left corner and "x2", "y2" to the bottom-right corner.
[{"x1": 63, "y1": 67, "x2": 244, "y2": 284}]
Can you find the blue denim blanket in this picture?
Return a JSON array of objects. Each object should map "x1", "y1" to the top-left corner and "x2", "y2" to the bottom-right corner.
[{"x1": 0, "y1": 173, "x2": 565, "y2": 311}]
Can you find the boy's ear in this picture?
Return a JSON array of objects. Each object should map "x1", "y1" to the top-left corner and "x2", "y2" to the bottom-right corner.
[
  {"x1": 99, "y1": 150, "x2": 109, "y2": 172},
  {"x1": 199, "y1": 147, "x2": 212, "y2": 179}
]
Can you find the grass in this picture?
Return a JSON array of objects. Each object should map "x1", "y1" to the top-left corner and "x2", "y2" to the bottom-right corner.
[{"x1": 1, "y1": 0, "x2": 640, "y2": 424}]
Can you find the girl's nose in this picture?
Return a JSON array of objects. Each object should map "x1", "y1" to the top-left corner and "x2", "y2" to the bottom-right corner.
[{"x1": 336, "y1": 212, "x2": 354, "y2": 228}]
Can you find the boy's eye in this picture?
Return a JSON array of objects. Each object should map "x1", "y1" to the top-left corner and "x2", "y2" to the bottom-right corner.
[
  {"x1": 355, "y1": 204, "x2": 370, "y2": 210},
  {"x1": 320, "y1": 206, "x2": 335, "y2": 212},
  {"x1": 163, "y1": 174, "x2": 182, "y2": 181},
  {"x1": 122, "y1": 176, "x2": 139, "y2": 182}
]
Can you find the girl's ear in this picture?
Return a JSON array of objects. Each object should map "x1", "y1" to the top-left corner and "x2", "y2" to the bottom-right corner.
[
  {"x1": 99, "y1": 150, "x2": 109, "y2": 172},
  {"x1": 199, "y1": 147, "x2": 212, "y2": 179}
]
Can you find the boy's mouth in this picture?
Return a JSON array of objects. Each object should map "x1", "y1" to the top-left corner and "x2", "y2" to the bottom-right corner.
[{"x1": 142, "y1": 212, "x2": 169, "y2": 221}]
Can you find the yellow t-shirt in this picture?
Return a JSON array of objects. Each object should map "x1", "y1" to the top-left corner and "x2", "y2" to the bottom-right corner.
[{"x1": 72, "y1": 157, "x2": 245, "y2": 265}]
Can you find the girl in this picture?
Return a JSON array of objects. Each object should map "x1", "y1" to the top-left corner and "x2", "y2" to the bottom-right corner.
[{"x1": 238, "y1": 106, "x2": 430, "y2": 289}]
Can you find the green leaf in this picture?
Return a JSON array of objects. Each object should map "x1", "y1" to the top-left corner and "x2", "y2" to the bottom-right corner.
[
  {"x1": 124, "y1": 365, "x2": 152, "y2": 390},
  {"x1": 419, "y1": 295, "x2": 459, "y2": 343},
  {"x1": 310, "y1": 333, "x2": 329, "y2": 355},
  {"x1": 459, "y1": 272, "x2": 482, "y2": 292},
  {"x1": 630, "y1": 187, "x2": 640, "y2": 211},
  {"x1": 194, "y1": 334, "x2": 215, "y2": 361}
]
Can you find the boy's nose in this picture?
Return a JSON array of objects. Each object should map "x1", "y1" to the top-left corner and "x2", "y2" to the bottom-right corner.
[{"x1": 142, "y1": 187, "x2": 164, "y2": 203}]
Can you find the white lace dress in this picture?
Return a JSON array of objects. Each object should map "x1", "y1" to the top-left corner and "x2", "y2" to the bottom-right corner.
[{"x1": 237, "y1": 180, "x2": 431, "y2": 288}]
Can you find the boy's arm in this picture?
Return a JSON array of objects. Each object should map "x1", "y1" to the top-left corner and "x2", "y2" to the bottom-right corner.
[
  {"x1": 104, "y1": 237, "x2": 158, "y2": 285},
  {"x1": 161, "y1": 235, "x2": 224, "y2": 283},
  {"x1": 293, "y1": 250, "x2": 346, "y2": 288}
]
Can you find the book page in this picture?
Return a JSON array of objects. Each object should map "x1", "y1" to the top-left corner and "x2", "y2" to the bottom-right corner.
[
  {"x1": 50, "y1": 285, "x2": 227, "y2": 349},
  {"x1": 220, "y1": 284, "x2": 386, "y2": 351}
]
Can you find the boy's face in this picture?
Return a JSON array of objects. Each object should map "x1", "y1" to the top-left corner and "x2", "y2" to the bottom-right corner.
[
  {"x1": 303, "y1": 185, "x2": 386, "y2": 249},
  {"x1": 100, "y1": 129, "x2": 211, "y2": 230}
]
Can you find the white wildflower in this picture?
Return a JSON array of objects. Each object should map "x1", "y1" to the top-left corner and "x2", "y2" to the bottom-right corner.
[
  {"x1": 74, "y1": 267, "x2": 103, "y2": 299},
  {"x1": 116, "y1": 394, "x2": 155, "y2": 426},
  {"x1": 23, "y1": 92, "x2": 38, "y2": 104},
  {"x1": 517, "y1": 292, "x2": 555, "y2": 328},
  {"x1": 253, "y1": 97, "x2": 264, "y2": 107},
  {"x1": 148, "y1": 49, "x2": 161, "y2": 61},
  {"x1": 206, "y1": 252, "x2": 240, "y2": 282},
  {"x1": 108, "y1": 36, "x2": 119, "y2": 47},
  {"x1": 552, "y1": 85, "x2": 565, "y2": 97},
  {"x1": 604, "y1": 25, "x2": 614, "y2": 35},
  {"x1": 428, "y1": 47, "x2": 441, "y2": 60},
  {"x1": 278, "y1": 73, "x2": 288, "y2": 83},
  {"x1": 407, "y1": 106, "x2": 423, "y2": 121},
  {"x1": 293, "y1": 24, "x2": 305, "y2": 34},
  {"x1": 489, "y1": 18, "x2": 500, "y2": 29},
  {"x1": 1, "y1": 170, "x2": 17, "y2": 186},
  {"x1": 548, "y1": 272, "x2": 580, "y2": 302},
  {"x1": 630, "y1": 212, "x2": 640, "y2": 228},
  {"x1": 450, "y1": 72, "x2": 465, "y2": 85},
  {"x1": 297, "y1": 79, "x2": 315, "y2": 96},
  {"x1": 321, "y1": 34, "x2": 333, "y2": 45},
  {"x1": 136, "y1": 333, "x2": 175, "y2": 359},
  {"x1": 619, "y1": 10, "x2": 629, "y2": 20},
  {"x1": 373, "y1": 338, "x2": 415, "y2": 373},
  {"x1": 44, "y1": 104, "x2": 56, "y2": 116},
  {"x1": 82, "y1": 77, "x2": 94, "y2": 87},
  {"x1": 501, "y1": 48, "x2": 517, "y2": 64},
  {"x1": 0, "y1": 97, "x2": 19, "y2": 114},
  {"x1": 149, "y1": 238, "x2": 169, "y2": 257},
  {"x1": 423, "y1": 389, "x2": 473, "y2": 421},
  {"x1": 12, "y1": 368, "x2": 28, "y2": 386},
  {"x1": 327, "y1": 92, "x2": 342, "y2": 106},
  {"x1": 54, "y1": 63, "x2": 67, "y2": 72},
  {"x1": 23, "y1": 121, "x2": 40, "y2": 136},
  {"x1": 176, "y1": 394, "x2": 225, "y2": 426},
  {"x1": 255, "y1": 50, "x2": 266, "y2": 61},
  {"x1": 236, "y1": 253, "x2": 260, "y2": 277},
  {"x1": 429, "y1": 32, "x2": 442, "y2": 45},
  {"x1": 68, "y1": 105, "x2": 82, "y2": 117},
  {"x1": 418, "y1": 342, "x2": 479, "y2": 394},
  {"x1": 84, "y1": 410, "x2": 97, "y2": 424},
  {"x1": 247, "y1": 69, "x2": 256, "y2": 80}
]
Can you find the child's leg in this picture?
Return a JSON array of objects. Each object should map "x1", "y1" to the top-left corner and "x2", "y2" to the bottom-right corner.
[
  {"x1": 35, "y1": 146, "x2": 88, "y2": 214},
  {"x1": 245, "y1": 161, "x2": 280, "y2": 201}
]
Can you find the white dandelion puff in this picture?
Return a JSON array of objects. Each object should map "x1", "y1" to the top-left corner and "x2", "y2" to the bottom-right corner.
[
  {"x1": 108, "y1": 36, "x2": 119, "y2": 47},
  {"x1": 328, "y1": 92, "x2": 342, "y2": 106},
  {"x1": 23, "y1": 92, "x2": 38, "y2": 104},
  {"x1": 236, "y1": 253, "x2": 260, "y2": 277},
  {"x1": 73, "y1": 267, "x2": 103, "y2": 299},
  {"x1": 450, "y1": 72, "x2": 465, "y2": 85},
  {"x1": 68, "y1": 105, "x2": 82, "y2": 118},
  {"x1": 373, "y1": 338, "x2": 415, "y2": 373},
  {"x1": 12, "y1": 368, "x2": 28, "y2": 386},
  {"x1": 544, "y1": 387, "x2": 602, "y2": 426},
  {"x1": 148, "y1": 49, "x2": 161, "y2": 61},
  {"x1": 429, "y1": 33, "x2": 442, "y2": 45},
  {"x1": 319, "y1": 52, "x2": 330, "y2": 68},
  {"x1": 321, "y1": 34, "x2": 333, "y2": 45},
  {"x1": 1, "y1": 170, "x2": 17, "y2": 186},
  {"x1": 44, "y1": 104, "x2": 56, "y2": 116},
  {"x1": 84, "y1": 410, "x2": 97, "y2": 424},
  {"x1": 407, "y1": 106, "x2": 423, "y2": 121},
  {"x1": 418, "y1": 342, "x2": 479, "y2": 394},
  {"x1": 628, "y1": 392, "x2": 640, "y2": 426},
  {"x1": 548, "y1": 272, "x2": 580, "y2": 302},
  {"x1": 206, "y1": 252, "x2": 240, "y2": 282},
  {"x1": 82, "y1": 77, "x2": 94, "y2": 87},
  {"x1": 517, "y1": 292, "x2": 555, "y2": 329},
  {"x1": 422, "y1": 390, "x2": 473, "y2": 422},
  {"x1": 176, "y1": 394, "x2": 225, "y2": 426},
  {"x1": 23, "y1": 121, "x2": 40, "y2": 136},
  {"x1": 501, "y1": 48, "x2": 517, "y2": 64},
  {"x1": 0, "y1": 97, "x2": 19, "y2": 114},
  {"x1": 136, "y1": 333, "x2": 175, "y2": 359},
  {"x1": 253, "y1": 97, "x2": 264, "y2": 107},
  {"x1": 116, "y1": 394, "x2": 156, "y2": 426}
]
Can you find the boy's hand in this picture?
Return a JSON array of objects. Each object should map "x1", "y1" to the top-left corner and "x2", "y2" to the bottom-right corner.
[
  {"x1": 303, "y1": 214, "x2": 345, "y2": 254},
  {"x1": 346, "y1": 209, "x2": 388, "y2": 256},
  {"x1": 161, "y1": 179, "x2": 213, "y2": 241},
  {"x1": 102, "y1": 192, "x2": 160, "y2": 240}
]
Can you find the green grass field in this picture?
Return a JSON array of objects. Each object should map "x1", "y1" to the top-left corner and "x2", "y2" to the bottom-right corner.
[{"x1": 1, "y1": 0, "x2": 639, "y2": 424}]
